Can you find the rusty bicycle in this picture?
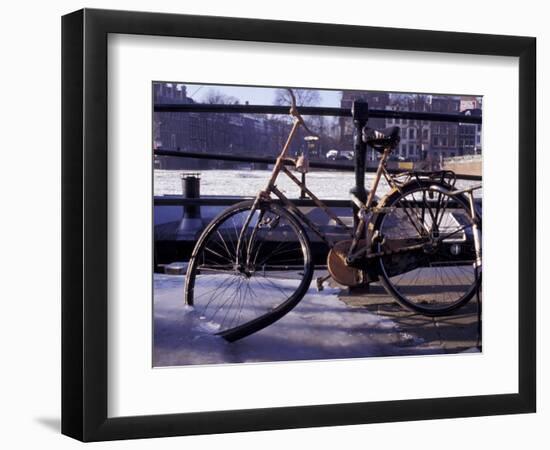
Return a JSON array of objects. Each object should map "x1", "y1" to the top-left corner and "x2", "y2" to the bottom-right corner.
[{"x1": 184, "y1": 90, "x2": 482, "y2": 341}]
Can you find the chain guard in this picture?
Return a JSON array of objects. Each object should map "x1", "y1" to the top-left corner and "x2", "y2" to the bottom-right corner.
[{"x1": 327, "y1": 240, "x2": 378, "y2": 287}]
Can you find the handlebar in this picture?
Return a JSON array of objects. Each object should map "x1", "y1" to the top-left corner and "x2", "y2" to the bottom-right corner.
[{"x1": 286, "y1": 88, "x2": 320, "y2": 139}]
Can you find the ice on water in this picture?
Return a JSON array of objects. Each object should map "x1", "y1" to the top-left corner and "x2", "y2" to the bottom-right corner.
[
  {"x1": 153, "y1": 273, "x2": 399, "y2": 367},
  {"x1": 154, "y1": 168, "x2": 481, "y2": 199}
]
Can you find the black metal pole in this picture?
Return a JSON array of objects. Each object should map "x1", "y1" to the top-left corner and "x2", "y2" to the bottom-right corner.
[
  {"x1": 154, "y1": 103, "x2": 482, "y2": 124},
  {"x1": 350, "y1": 99, "x2": 369, "y2": 229}
]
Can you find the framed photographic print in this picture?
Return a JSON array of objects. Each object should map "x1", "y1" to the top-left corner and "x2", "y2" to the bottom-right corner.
[{"x1": 62, "y1": 8, "x2": 536, "y2": 441}]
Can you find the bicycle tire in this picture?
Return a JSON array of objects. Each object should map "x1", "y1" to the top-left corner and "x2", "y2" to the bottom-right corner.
[
  {"x1": 371, "y1": 180, "x2": 481, "y2": 316},
  {"x1": 184, "y1": 200, "x2": 314, "y2": 341}
]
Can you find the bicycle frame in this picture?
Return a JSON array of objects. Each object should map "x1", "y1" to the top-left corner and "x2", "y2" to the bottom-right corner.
[
  {"x1": 234, "y1": 104, "x2": 482, "y2": 273},
  {"x1": 234, "y1": 112, "x2": 395, "y2": 267}
]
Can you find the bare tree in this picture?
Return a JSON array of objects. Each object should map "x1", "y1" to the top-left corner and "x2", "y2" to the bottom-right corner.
[
  {"x1": 273, "y1": 88, "x2": 321, "y2": 107},
  {"x1": 204, "y1": 89, "x2": 239, "y2": 104},
  {"x1": 275, "y1": 88, "x2": 325, "y2": 130}
]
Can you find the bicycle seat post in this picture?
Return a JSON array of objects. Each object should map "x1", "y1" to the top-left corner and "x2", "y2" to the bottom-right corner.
[{"x1": 350, "y1": 99, "x2": 369, "y2": 230}]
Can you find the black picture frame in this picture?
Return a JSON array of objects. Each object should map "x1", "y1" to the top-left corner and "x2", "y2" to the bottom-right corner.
[{"x1": 62, "y1": 8, "x2": 536, "y2": 442}]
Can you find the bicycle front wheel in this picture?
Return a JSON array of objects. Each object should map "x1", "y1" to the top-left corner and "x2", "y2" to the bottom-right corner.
[
  {"x1": 184, "y1": 200, "x2": 313, "y2": 341},
  {"x1": 372, "y1": 180, "x2": 481, "y2": 316}
]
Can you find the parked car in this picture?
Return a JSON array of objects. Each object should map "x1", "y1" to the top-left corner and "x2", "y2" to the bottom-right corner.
[{"x1": 326, "y1": 149, "x2": 353, "y2": 161}]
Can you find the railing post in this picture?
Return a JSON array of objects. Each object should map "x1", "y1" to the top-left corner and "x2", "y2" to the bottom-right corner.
[{"x1": 350, "y1": 99, "x2": 369, "y2": 230}]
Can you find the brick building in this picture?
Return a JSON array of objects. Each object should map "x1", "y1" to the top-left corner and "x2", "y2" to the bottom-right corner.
[
  {"x1": 339, "y1": 91, "x2": 390, "y2": 161},
  {"x1": 458, "y1": 97, "x2": 483, "y2": 155}
]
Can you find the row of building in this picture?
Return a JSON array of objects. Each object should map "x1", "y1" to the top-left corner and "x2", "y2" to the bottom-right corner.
[
  {"x1": 153, "y1": 83, "x2": 329, "y2": 169},
  {"x1": 340, "y1": 91, "x2": 482, "y2": 163},
  {"x1": 153, "y1": 83, "x2": 482, "y2": 169}
]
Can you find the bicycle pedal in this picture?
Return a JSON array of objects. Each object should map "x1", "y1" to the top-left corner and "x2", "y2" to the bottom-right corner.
[
  {"x1": 316, "y1": 279, "x2": 324, "y2": 292},
  {"x1": 316, "y1": 274, "x2": 331, "y2": 292}
]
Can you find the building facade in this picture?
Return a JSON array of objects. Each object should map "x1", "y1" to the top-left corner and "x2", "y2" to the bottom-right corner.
[
  {"x1": 340, "y1": 91, "x2": 390, "y2": 162},
  {"x1": 153, "y1": 83, "x2": 323, "y2": 169},
  {"x1": 154, "y1": 84, "x2": 482, "y2": 170}
]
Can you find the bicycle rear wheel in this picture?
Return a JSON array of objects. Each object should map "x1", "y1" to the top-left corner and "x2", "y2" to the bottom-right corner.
[
  {"x1": 372, "y1": 180, "x2": 481, "y2": 316},
  {"x1": 184, "y1": 200, "x2": 313, "y2": 341}
]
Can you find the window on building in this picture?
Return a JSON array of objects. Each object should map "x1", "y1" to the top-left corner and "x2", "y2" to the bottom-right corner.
[
  {"x1": 409, "y1": 128, "x2": 415, "y2": 139},
  {"x1": 422, "y1": 128, "x2": 429, "y2": 140}
]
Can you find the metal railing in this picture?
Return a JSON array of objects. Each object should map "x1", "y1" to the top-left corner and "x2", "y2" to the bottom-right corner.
[
  {"x1": 154, "y1": 103, "x2": 482, "y2": 124},
  {"x1": 154, "y1": 195, "x2": 480, "y2": 209},
  {"x1": 153, "y1": 102, "x2": 482, "y2": 180},
  {"x1": 154, "y1": 196, "x2": 352, "y2": 208}
]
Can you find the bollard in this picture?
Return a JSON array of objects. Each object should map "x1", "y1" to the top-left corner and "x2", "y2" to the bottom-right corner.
[{"x1": 177, "y1": 173, "x2": 203, "y2": 237}]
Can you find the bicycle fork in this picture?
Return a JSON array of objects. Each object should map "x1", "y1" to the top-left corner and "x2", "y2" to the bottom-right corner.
[{"x1": 234, "y1": 197, "x2": 266, "y2": 270}]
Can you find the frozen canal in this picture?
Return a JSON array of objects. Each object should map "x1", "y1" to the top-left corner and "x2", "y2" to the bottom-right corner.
[
  {"x1": 153, "y1": 273, "x2": 479, "y2": 367},
  {"x1": 154, "y1": 168, "x2": 481, "y2": 199}
]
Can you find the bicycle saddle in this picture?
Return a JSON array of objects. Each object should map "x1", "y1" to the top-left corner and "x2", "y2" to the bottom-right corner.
[{"x1": 362, "y1": 126, "x2": 400, "y2": 150}]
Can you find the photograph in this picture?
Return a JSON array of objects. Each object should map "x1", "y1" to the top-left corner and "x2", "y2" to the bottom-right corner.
[
  {"x1": 1, "y1": 0, "x2": 542, "y2": 447},
  {"x1": 152, "y1": 82, "x2": 483, "y2": 367}
]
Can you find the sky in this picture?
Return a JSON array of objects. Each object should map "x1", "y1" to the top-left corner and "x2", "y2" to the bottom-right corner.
[
  {"x1": 182, "y1": 83, "x2": 343, "y2": 106},
  {"x1": 166, "y1": 82, "x2": 481, "y2": 108}
]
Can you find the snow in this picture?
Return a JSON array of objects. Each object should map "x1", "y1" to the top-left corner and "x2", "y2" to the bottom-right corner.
[
  {"x1": 155, "y1": 169, "x2": 374, "y2": 199},
  {"x1": 153, "y1": 273, "x2": 420, "y2": 367},
  {"x1": 154, "y1": 169, "x2": 482, "y2": 199}
]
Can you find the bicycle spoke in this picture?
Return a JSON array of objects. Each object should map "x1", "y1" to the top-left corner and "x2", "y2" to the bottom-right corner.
[
  {"x1": 377, "y1": 184, "x2": 481, "y2": 313},
  {"x1": 186, "y1": 202, "x2": 311, "y2": 337}
]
